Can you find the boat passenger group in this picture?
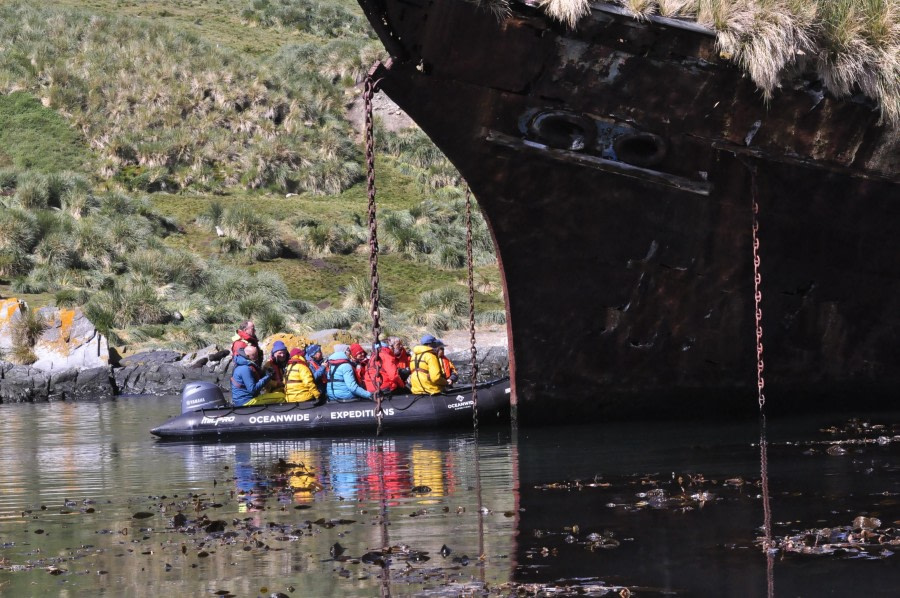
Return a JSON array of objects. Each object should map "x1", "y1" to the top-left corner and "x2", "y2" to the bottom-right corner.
[{"x1": 229, "y1": 321, "x2": 459, "y2": 407}]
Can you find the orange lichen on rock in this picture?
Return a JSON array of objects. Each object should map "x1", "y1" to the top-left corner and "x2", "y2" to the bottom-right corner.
[
  {"x1": 1, "y1": 297, "x2": 22, "y2": 324},
  {"x1": 58, "y1": 308, "x2": 76, "y2": 344}
]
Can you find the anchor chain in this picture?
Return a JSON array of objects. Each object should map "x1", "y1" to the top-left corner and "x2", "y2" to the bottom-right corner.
[
  {"x1": 364, "y1": 74, "x2": 384, "y2": 435},
  {"x1": 750, "y1": 168, "x2": 775, "y2": 590},
  {"x1": 465, "y1": 186, "x2": 480, "y2": 431},
  {"x1": 751, "y1": 179, "x2": 766, "y2": 410}
]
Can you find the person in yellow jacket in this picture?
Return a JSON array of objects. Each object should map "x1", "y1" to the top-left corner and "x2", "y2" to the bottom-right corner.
[
  {"x1": 409, "y1": 334, "x2": 448, "y2": 395},
  {"x1": 284, "y1": 348, "x2": 321, "y2": 403}
]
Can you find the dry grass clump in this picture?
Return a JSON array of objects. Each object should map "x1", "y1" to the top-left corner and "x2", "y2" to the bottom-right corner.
[
  {"x1": 8, "y1": 305, "x2": 48, "y2": 365},
  {"x1": 538, "y1": 0, "x2": 900, "y2": 124}
]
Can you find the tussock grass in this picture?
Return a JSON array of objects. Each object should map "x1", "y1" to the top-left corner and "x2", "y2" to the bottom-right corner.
[
  {"x1": 0, "y1": 1, "x2": 363, "y2": 193},
  {"x1": 241, "y1": 0, "x2": 374, "y2": 39},
  {"x1": 8, "y1": 305, "x2": 49, "y2": 364},
  {"x1": 537, "y1": 0, "x2": 900, "y2": 124},
  {"x1": 414, "y1": 285, "x2": 468, "y2": 331}
]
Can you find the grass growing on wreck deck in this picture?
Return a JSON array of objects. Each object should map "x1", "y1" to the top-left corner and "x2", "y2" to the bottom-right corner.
[{"x1": 538, "y1": 0, "x2": 900, "y2": 124}]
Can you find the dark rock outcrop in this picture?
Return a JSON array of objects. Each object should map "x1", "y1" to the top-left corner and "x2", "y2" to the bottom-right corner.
[
  {"x1": 446, "y1": 346, "x2": 509, "y2": 382},
  {"x1": 1, "y1": 363, "x2": 115, "y2": 402}
]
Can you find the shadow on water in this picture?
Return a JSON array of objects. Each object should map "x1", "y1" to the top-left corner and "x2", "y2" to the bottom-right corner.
[{"x1": 0, "y1": 397, "x2": 897, "y2": 596}]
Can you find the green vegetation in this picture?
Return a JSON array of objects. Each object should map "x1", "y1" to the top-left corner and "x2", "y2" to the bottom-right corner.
[
  {"x1": 537, "y1": 0, "x2": 900, "y2": 124},
  {"x1": 0, "y1": 1, "x2": 368, "y2": 194},
  {"x1": 0, "y1": 92, "x2": 90, "y2": 172},
  {"x1": 0, "y1": 0, "x2": 505, "y2": 352}
]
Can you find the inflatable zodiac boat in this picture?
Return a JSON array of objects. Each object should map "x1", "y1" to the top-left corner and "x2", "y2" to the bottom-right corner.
[{"x1": 151, "y1": 378, "x2": 511, "y2": 439}]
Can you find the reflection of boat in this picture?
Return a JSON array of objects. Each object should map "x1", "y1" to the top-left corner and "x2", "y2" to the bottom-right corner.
[{"x1": 150, "y1": 378, "x2": 511, "y2": 439}]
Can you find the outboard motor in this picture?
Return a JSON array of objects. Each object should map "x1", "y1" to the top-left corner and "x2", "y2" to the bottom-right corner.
[{"x1": 181, "y1": 381, "x2": 227, "y2": 413}]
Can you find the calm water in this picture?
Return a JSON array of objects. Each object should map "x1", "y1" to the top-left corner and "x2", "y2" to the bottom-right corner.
[{"x1": 0, "y1": 397, "x2": 897, "y2": 597}]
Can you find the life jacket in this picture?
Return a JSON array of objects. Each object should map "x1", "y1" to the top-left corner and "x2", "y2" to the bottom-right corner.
[
  {"x1": 353, "y1": 359, "x2": 367, "y2": 386},
  {"x1": 284, "y1": 355, "x2": 320, "y2": 402},
  {"x1": 412, "y1": 350, "x2": 433, "y2": 375},
  {"x1": 231, "y1": 361, "x2": 262, "y2": 389},
  {"x1": 267, "y1": 360, "x2": 286, "y2": 387},
  {"x1": 325, "y1": 358, "x2": 349, "y2": 394},
  {"x1": 285, "y1": 356, "x2": 313, "y2": 385},
  {"x1": 231, "y1": 329, "x2": 260, "y2": 358},
  {"x1": 440, "y1": 356, "x2": 457, "y2": 379},
  {"x1": 396, "y1": 349, "x2": 411, "y2": 371}
]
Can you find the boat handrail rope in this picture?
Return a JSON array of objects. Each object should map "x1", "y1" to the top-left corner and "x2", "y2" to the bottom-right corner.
[
  {"x1": 364, "y1": 68, "x2": 386, "y2": 436},
  {"x1": 385, "y1": 394, "x2": 424, "y2": 412},
  {"x1": 465, "y1": 186, "x2": 480, "y2": 432}
]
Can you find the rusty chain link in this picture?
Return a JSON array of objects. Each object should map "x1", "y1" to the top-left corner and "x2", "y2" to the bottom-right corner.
[
  {"x1": 465, "y1": 186, "x2": 479, "y2": 431},
  {"x1": 364, "y1": 74, "x2": 384, "y2": 435},
  {"x1": 751, "y1": 173, "x2": 766, "y2": 410},
  {"x1": 751, "y1": 167, "x2": 775, "y2": 581}
]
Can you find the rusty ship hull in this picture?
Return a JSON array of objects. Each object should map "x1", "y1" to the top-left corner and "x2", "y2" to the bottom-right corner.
[{"x1": 358, "y1": 0, "x2": 900, "y2": 421}]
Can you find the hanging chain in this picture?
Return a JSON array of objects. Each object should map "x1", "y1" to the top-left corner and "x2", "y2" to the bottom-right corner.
[
  {"x1": 751, "y1": 174, "x2": 766, "y2": 410},
  {"x1": 750, "y1": 167, "x2": 775, "y2": 592},
  {"x1": 465, "y1": 186, "x2": 480, "y2": 431},
  {"x1": 364, "y1": 74, "x2": 384, "y2": 435}
]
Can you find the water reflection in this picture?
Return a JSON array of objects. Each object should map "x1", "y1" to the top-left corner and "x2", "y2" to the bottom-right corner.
[{"x1": 0, "y1": 400, "x2": 898, "y2": 596}]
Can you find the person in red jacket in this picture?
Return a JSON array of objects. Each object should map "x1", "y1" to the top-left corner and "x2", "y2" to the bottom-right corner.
[
  {"x1": 393, "y1": 337, "x2": 411, "y2": 371},
  {"x1": 230, "y1": 320, "x2": 261, "y2": 364},
  {"x1": 364, "y1": 341, "x2": 406, "y2": 394},
  {"x1": 348, "y1": 343, "x2": 368, "y2": 387}
]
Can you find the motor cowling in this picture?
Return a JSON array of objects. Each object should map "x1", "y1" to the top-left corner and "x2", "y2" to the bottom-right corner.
[{"x1": 181, "y1": 381, "x2": 227, "y2": 413}]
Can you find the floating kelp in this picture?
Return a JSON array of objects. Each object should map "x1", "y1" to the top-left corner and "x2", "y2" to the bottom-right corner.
[
  {"x1": 534, "y1": 471, "x2": 755, "y2": 512},
  {"x1": 763, "y1": 515, "x2": 900, "y2": 559}
]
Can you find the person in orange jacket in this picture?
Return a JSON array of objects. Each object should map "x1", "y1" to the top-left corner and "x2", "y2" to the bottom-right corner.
[{"x1": 437, "y1": 344, "x2": 459, "y2": 386}]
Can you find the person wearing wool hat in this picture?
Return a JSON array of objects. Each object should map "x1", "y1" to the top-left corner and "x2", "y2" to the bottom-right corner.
[
  {"x1": 409, "y1": 333, "x2": 448, "y2": 395},
  {"x1": 304, "y1": 343, "x2": 326, "y2": 386},
  {"x1": 284, "y1": 348, "x2": 321, "y2": 403},
  {"x1": 263, "y1": 340, "x2": 290, "y2": 393},
  {"x1": 348, "y1": 343, "x2": 368, "y2": 386}
]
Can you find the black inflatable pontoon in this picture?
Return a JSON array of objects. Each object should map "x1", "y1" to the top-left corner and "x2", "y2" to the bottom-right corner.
[{"x1": 151, "y1": 378, "x2": 511, "y2": 439}]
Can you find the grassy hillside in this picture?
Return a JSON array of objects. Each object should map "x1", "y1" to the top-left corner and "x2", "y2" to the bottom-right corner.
[
  {"x1": 0, "y1": 0, "x2": 505, "y2": 354},
  {"x1": 0, "y1": 92, "x2": 90, "y2": 172}
]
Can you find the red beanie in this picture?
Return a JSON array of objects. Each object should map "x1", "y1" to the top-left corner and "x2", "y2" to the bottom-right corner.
[{"x1": 349, "y1": 343, "x2": 366, "y2": 358}]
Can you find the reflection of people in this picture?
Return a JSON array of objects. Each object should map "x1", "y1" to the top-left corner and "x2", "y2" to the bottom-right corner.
[
  {"x1": 363, "y1": 445, "x2": 410, "y2": 505},
  {"x1": 287, "y1": 450, "x2": 322, "y2": 503},
  {"x1": 330, "y1": 442, "x2": 359, "y2": 499},
  {"x1": 410, "y1": 334, "x2": 448, "y2": 395},
  {"x1": 411, "y1": 445, "x2": 445, "y2": 497}
]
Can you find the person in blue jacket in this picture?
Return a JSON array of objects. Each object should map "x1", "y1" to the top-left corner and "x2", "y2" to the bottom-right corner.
[
  {"x1": 305, "y1": 344, "x2": 326, "y2": 383},
  {"x1": 325, "y1": 347, "x2": 373, "y2": 402},
  {"x1": 230, "y1": 346, "x2": 272, "y2": 406}
]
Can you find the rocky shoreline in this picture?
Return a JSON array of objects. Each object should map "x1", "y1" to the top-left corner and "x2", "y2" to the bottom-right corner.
[
  {"x1": 0, "y1": 299, "x2": 509, "y2": 402},
  {"x1": 0, "y1": 344, "x2": 510, "y2": 403}
]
